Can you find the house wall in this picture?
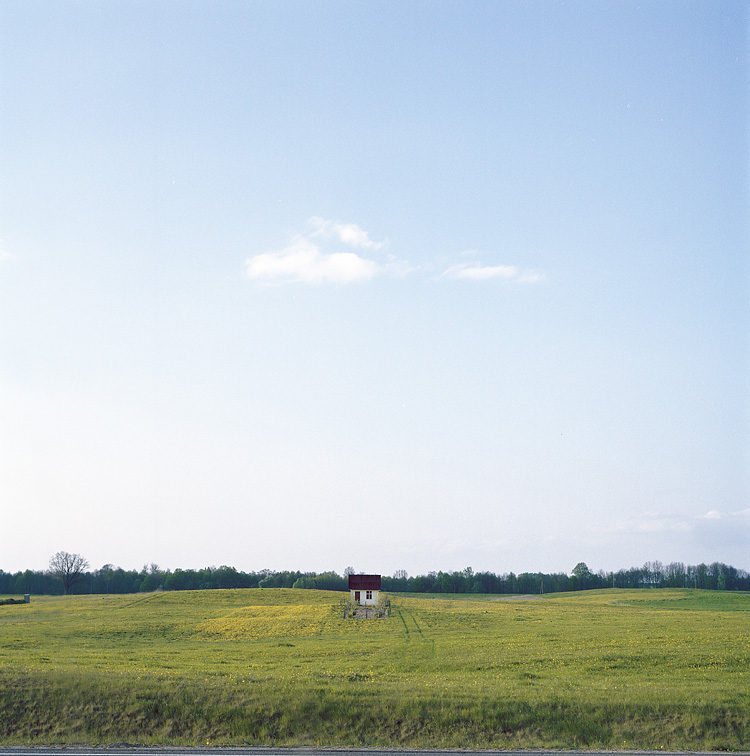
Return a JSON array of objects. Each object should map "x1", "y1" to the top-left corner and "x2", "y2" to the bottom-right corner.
[{"x1": 351, "y1": 589, "x2": 379, "y2": 606}]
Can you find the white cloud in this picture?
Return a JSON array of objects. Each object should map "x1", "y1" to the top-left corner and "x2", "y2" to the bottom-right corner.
[
  {"x1": 609, "y1": 511, "x2": 693, "y2": 535},
  {"x1": 699, "y1": 507, "x2": 750, "y2": 522},
  {"x1": 443, "y1": 263, "x2": 518, "y2": 280},
  {"x1": 245, "y1": 219, "x2": 544, "y2": 287},
  {"x1": 246, "y1": 236, "x2": 379, "y2": 285},
  {"x1": 245, "y1": 217, "x2": 405, "y2": 285},
  {"x1": 517, "y1": 271, "x2": 546, "y2": 284},
  {"x1": 307, "y1": 216, "x2": 385, "y2": 250},
  {"x1": 440, "y1": 262, "x2": 544, "y2": 283},
  {"x1": 0, "y1": 241, "x2": 16, "y2": 262},
  {"x1": 609, "y1": 507, "x2": 750, "y2": 536},
  {"x1": 692, "y1": 508, "x2": 750, "y2": 561}
]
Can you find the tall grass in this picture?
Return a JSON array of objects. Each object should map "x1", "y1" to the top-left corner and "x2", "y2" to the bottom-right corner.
[{"x1": 0, "y1": 588, "x2": 747, "y2": 748}]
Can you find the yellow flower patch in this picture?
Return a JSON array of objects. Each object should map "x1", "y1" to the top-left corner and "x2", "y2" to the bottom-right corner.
[{"x1": 195, "y1": 603, "x2": 332, "y2": 639}]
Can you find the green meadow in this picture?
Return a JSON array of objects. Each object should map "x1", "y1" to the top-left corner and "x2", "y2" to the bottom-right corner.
[{"x1": 0, "y1": 588, "x2": 748, "y2": 749}]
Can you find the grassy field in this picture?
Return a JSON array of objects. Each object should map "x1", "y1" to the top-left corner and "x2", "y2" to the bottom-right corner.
[{"x1": 0, "y1": 587, "x2": 748, "y2": 749}]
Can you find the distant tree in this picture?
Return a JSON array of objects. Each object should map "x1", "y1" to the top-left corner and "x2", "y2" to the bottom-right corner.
[
  {"x1": 411, "y1": 574, "x2": 433, "y2": 592},
  {"x1": 258, "y1": 570, "x2": 301, "y2": 588},
  {"x1": 572, "y1": 562, "x2": 591, "y2": 578},
  {"x1": 693, "y1": 563, "x2": 709, "y2": 589},
  {"x1": 516, "y1": 572, "x2": 536, "y2": 594},
  {"x1": 48, "y1": 551, "x2": 89, "y2": 595},
  {"x1": 343, "y1": 566, "x2": 355, "y2": 577},
  {"x1": 164, "y1": 568, "x2": 199, "y2": 591},
  {"x1": 571, "y1": 562, "x2": 593, "y2": 590},
  {"x1": 291, "y1": 576, "x2": 316, "y2": 589},
  {"x1": 97, "y1": 564, "x2": 115, "y2": 593},
  {"x1": 383, "y1": 569, "x2": 410, "y2": 592},
  {"x1": 8, "y1": 558, "x2": 746, "y2": 597},
  {"x1": 665, "y1": 562, "x2": 686, "y2": 588},
  {"x1": 138, "y1": 563, "x2": 165, "y2": 592},
  {"x1": 313, "y1": 571, "x2": 346, "y2": 591},
  {"x1": 506, "y1": 571, "x2": 517, "y2": 593}
]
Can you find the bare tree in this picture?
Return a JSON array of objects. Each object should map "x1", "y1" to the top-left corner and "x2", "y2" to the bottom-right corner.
[{"x1": 49, "y1": 551, "x2": 89, "y2": 595}]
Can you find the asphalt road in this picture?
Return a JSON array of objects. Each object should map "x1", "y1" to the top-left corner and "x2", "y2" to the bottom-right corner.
[{"x1": 1, "y1": 749, "x2": 748, "y2": 756}]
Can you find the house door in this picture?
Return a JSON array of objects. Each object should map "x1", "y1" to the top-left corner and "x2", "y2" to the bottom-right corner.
[{"x1": 354, "y1": 591, "x2": 360, "y2": 603}]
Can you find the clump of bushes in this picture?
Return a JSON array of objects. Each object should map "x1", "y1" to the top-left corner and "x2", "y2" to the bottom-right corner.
[{"x1": 374, "y1": 592, "x2": 390, "y2": 618}]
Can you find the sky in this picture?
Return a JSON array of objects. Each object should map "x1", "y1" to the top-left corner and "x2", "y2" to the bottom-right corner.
[{"x1": 1, "y1": 1, "x2": 748, "y2": 578}]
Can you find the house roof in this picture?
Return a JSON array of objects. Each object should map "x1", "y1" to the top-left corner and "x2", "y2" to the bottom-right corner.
[{"x1": 348, "y1": 574, "x2": 381, "y2": 590}]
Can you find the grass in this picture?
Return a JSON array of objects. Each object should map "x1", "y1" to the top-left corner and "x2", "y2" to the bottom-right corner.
[{"x1": 0, "y1": 588, "x2": 748, "y2": 749}]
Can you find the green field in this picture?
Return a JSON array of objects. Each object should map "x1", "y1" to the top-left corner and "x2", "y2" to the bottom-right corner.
[{"x1": 0, "y1": 588, "x2": 748, "y2": 749}]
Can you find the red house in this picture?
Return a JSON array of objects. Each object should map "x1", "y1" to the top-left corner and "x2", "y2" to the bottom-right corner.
[{"x1": 349, "y1": 574, "x2": 381, "y2": 605}]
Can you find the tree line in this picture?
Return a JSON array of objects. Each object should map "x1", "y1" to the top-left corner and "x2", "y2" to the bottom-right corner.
[{"x1": 1, "y1": 554, "x2": 748, "y2": 596}]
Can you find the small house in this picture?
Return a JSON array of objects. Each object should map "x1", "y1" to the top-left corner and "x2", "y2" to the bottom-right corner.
[{"x1": 349, "y1": 574, "x2": 381, "y2": 606}]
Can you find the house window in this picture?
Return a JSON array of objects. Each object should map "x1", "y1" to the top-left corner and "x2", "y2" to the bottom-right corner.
[{"x1": 366, "y1": 590, "x2": 373, "y2": 600}]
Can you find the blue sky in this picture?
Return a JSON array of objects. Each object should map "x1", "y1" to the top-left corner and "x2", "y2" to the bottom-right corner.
[{"x1": 1, "y1": 1, "x2": 748, "y2": 577}]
